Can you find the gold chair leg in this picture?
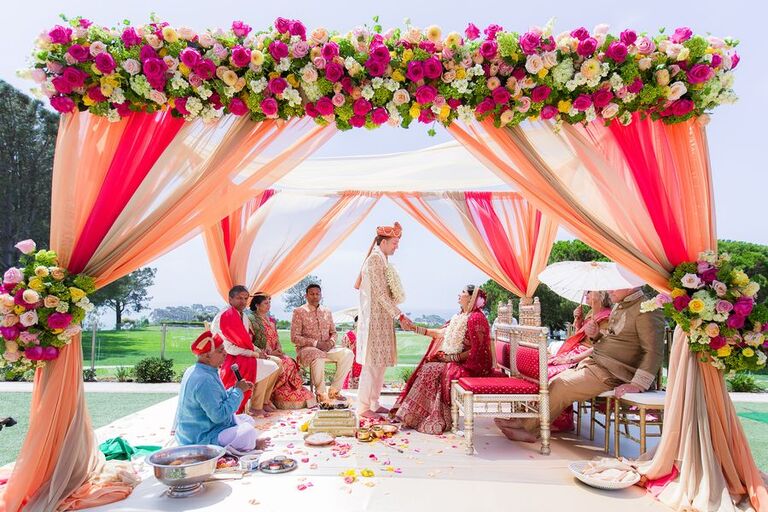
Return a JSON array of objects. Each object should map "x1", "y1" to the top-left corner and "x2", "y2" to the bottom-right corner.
[
  {"x1": 589, "y1": 398, "x2": 596, "y2": 441},
  {"x1": 463, "y1": 392, "x2": 475, "y2": 455},
  {"x1": 450, "y1": 384, "x2": 459, "y2": 434},
  {"x1": 639, "y1": 406, "x2": 647, "y2": 454},
  {"x1": 614, "y1": 398, "x2": 621, "y2": 458},
  {"x1": 604, "y1": 397, "x2": 612, "y2": 454},
  {"x1": 575, "y1": 401, "x2": 582, "y2": 437}
]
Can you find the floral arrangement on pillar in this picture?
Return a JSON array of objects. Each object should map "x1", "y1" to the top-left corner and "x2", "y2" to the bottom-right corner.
[
  {"x1": 642, "y1": 251, "x2": 767, "y2": 373},
  {"x1": 22, "y1": 16, "x2": 738, "y2": 130},
  {"x1": 0, "y1": 240, "x2": 95, "y2": 369}
]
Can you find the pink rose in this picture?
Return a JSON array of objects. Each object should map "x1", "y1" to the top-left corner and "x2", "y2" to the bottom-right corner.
[
  {"x1": 712, "y1": 281, "x2": 727, "y2": 297},
  {"x1": 352, "y1": 97, "x2": 372, "y2": 116},
  {"x1": 369, "y1": 44, "x2": 390, "y2": 63},
  {"x1": 531, "y1": 85, "x2": 551, "y2": 103},
  {"x1": 620, "y1": 29, "x2": 637, "y2": 46},
  {"x1": 180, "y1": 48, "x2": 202, "y2": 68},
  {"x1": 635, "y1": 36, "x2": 656, "y2": 55},
  {"x1": 418, "y1": 109, "x2": 435, "y2": 123},
  {"x1": 484, "y1": 24, "x2": 504, "y2": 40},
  {"x1": 540, "y1": 36, "x2": 556, "y2": 52},
  {"x1": 492, "y1": 87, "x2": 510, "y2": 105},
  {"x1": 48, "y1": 25, "x2": 73, "y2": 44},
  {"x1": 325, "y1": 62, "x2": 344, "y2": 82},
  {"x1": 313, "y1": 57, "x2": 326, "y2": 69},
  {"x1": 573, "y1": 94, "x2": 593, "y2": 111},
  {"x1": 268, "y1": 77, "x2": 288, "y2": 95},
  {"x1": 406, "y1": 61, "x2": 424, "y2": 82},
  {"x1": 731, "y1": 53, "x2": 740, "y2": 70},
  {"x1": 479, "y1": 40, "x2": 498, "y2": 59},
  {"x1": 627, "y1": 78, "x2": 644, "y2": 94},
  {"x1": 87, "y1": 86, "x2": 106, "y2": 103},
  {"x1": 716, "y1": 300, "x2": 733, "y2": 314},
  {"x1": 194, "y1": 59, "x2": 216, "y2": 80},
  {"x1": 673, "y1": 295, "x2": 691, "y2": 312},
  {"x1": 269, "y1": 40, "x2": 289, "y2": 60},
  {"x1": 228, "y1": 98, "x2": 248, "y2": 116},
  {"x1": 292, "y1": 41, "x2": 310, "y2": 58},
  {"x1": 606, "y1": 41, "x2": 628, "y2": 63},
  {"x1": 349, "y1": 115, "x2": 366, "y2": 128},
  {"x1": 94, "y1": 52, "x2": 117, "y2": 74},
  {"x1": 121, "y1": 27, "x2": 142, "y2": 47},
  {"x1": 465, "y1": 23, "x2": 481, "y2": 41},
  {"x1": 289, "y1": 20, "x2": 306, "y2": 40},
  {"x1": 322, "y1": 42, "x2": 339, "y2": 60},
  {"x1": 708, "y1": 335, "x2": 727, "y2": 350},
  {"x1": 3, "y1": 267, "x2": 23, "y2": 285},
  {"x1": 733, "y1": 297, "x2": 755, "y2": 317},
  {"x1": 315, "y1": 97, "x2": 335, "y2": 116},
  {"x1": 515, "y1": 96, "x2": 531, "y2": 113},
  {"x1": 671, "y1": 99, "x2": 694, "y2": 117},
  {"x1": 726, "y1": 314, "x2": 745, "y2": 330},
  {"x1": 232, "y1": 20, "x2": 252, "y2": 38},
  {"x1": 24, "y1": 345, "x2": 43, "y2": 360},
  {"x1": 415, "y1": 85, "x2": 438, "y2": 104},
  {"x1": 687, "y1": 64, "x2": 714, "y2": 84},
  {"x1": 304, "y1": 102, "x2": 319, "y2": 118},
  {"x1": 67, "y1": 44, "x2": 90, "y2": 63},
  {"x1": 14, "y1": 240, "x2": 36, "y2": 255},
  {"x1": 19, "y1": 331, "x2": 39, "y2": 345},
  {"x1": 423, "y1": 57, "x2": 442, "y2": 79},
  {"x1": 174, "y1": 97, "x2": 190, "y2": 116},
  {"x1": 63, "y1": 67, "x2": 87, "y2": 89},
  {"x1": 274, "y1": 17, "x2": 291, "y2": 34},
  {"x1": 260, "y1": 97, "x2": 278, "y2": 116},
  {"x1": 41, "y1": 346, "x2": 60, "y2": 361},
  {"x1": 670, "y1": 27, "x2": 693, "y2": 44},
  {"x1": 230, "y1": 45, "x2": 251, "y2": 68},
  {"x1": 371, "y1": 108, "x2": 389, "y2": 125},
  {"x1": 50, "y1": 95, "x2": 75, "y2": 113},
  {"x1": 592, "y1": 88, "x2": 614, "y2": 108},
  {"x1": 47, "y1": 312, "x2": 72, "y2": 330},
  {"x1": 0, "y1": 326, "x2": 20, "y2": 341},
  {"x1": 365, "y1": 58, "x2": 387, "y2": 77},
  {"x1": 570, "y1": 27, "x2": 590, "y2": 41},
  {"x1": 518, "y1": 32, "x2": 541, "y2": 55},
  {"x1": 541, "y1": 105, "x2": 558, "y2": 119},
  {"x1": 577, "y1": 37, "x2": 598, "y2": 57}
]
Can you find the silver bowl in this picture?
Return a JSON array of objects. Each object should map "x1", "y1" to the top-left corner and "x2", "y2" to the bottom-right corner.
[{"x1": 147, "y1": 445, "x2": 225, "y2": 498}]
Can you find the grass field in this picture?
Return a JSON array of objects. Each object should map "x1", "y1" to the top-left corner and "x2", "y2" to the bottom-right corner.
[
  {"x1": 81, "y1": 326, "x2": 431, "y2": 382},
  {"x1": 0, "y1": 393, "x2": 176, "y2": 466}
]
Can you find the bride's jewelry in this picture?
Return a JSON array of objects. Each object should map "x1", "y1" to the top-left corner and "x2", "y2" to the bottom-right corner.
[{"x1": 441, "y1": 312, "x2": 469, "y2": 355}]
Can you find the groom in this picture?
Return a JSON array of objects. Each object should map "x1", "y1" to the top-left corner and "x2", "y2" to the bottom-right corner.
[{"x1": 355, "y1": 222, "x2": 413, "y2": 419}]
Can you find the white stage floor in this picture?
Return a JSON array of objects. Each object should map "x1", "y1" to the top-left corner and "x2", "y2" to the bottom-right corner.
[{"x1": 86, "y1": 392, "x2": 669, "y2": 512}]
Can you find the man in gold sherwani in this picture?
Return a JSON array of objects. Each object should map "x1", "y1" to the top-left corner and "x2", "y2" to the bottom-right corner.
[{"x1": 355, "y1": 222, "x2": 414, "y2": 419}]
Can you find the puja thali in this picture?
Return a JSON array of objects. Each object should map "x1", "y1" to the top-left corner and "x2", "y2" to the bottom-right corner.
[{"x1": 258, "y1": 455, "x2": 298, "y2": 474}]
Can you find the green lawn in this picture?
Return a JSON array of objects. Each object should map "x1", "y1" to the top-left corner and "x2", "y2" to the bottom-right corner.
[
  {"x1": 0, "y1": 393, "x2": 175, "y2": 466},
  {"x1": 81, "y1": 327, "x2": 431, "y2": 382},
  {"x1": 735, "y1": 402, "x2": 768, "y2": 472}
]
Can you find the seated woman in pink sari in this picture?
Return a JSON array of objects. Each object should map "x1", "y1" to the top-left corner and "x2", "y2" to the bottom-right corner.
[
  {"x1": 342, "y1": 316, "x2": 362, "y2": 389},
  {"x1": 248, "y1": 293, "x2": 314, "y2": 410},
  {"x1": 391, "y1": 285, "x2": 493, "y2": 435},
  {"x1": 548, "y1": 290, "x2": 611, "y2": 431}
]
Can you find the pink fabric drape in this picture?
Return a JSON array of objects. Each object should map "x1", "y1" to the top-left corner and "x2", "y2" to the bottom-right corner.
[
  {"x1": 391, "y1": 191, "x2": 556, "y2": 298},
  {"x1": 449, "y1": 116, "x2": 767, "y2": 511},
  {"x1": 0, "y1": 113, "x2": 331, "y2": 512}
]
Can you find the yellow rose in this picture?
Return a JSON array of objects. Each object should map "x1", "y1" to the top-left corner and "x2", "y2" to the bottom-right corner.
[
  {"x1": 426, "y1": 25, "x2": 442, "y2": 43},
  {"x1": 251, "y1": 50, "x2": 265, "y2": 67},
  {"x1": 743, "y1": 282, "x2": 760, "y2": 297},
  {"x1": 82, "y1": 95, "x2": 95, "y2": 106},
  {"x1": 179, "y1": 63, "x2": 191, "y2": 76},
  {"x1": 716, "y1": 345, "x2": 732, "y2": 358},
  {"x1": 704, "y1": 323, "x2": 720, "y2": 338},
  {"x1": 455, "y1": 68, "x2": 466, "y2": 80},
  {"x1": 34, "y1": 266, "x2": 49, "y2": 278},
  {"x1": 742, "y1": 348, "x2": 755, "y2": 358},
  {"x1": 50, "y1": 268, "x2": 66, "y2": 281},
  {"x1": 557, "y1": 100, "x2": 572, "y2": 113},
  {"x1": 391, "y1": 69, "x2": 405, "y2": 82},
  {"x1": 731, "y1": 270, "x2": 749, "y2": 287},
  {"x1": 688, "y1": 298, "x2": 706, "y2": 314},
  {"x1": 402, "y1": 49, "x2": 414, "y2": 62},
  {"x1": 69, "y1": 287, "x2": 86, "y2": 302},
  {"x1": 28, "y1": 277, "x2": 46, "y2": 292},
  {"x1": 44, "y1": 295, "x2": 61, "y2": 308},
  {"x1": 409, "y1": 104, "x2": 421, "y2": 119},
  {"x1": 221, "y1": 70, "x2": 239, "y2": 87},
  {"x1": 444, "y1": 32, "x2": 462, "y2": 48},
  {"x1": 158, "y1": 48, "x2": 168, "y2": 57},
  {"x1": 537, "y1": 68, "x2": 549, "y2": 79},
  {"x1": 162, "y1": 27, "x2": 179, "y2": 43},
  {"x1": 286, "y1": 74, "x2": 299, "y2": 88},
  {"x1": 13, "y1": 306, "x2": 25, "y2": 315},
  {"x1": 671, "y1": 288, "x2": 687, "y2": 298},
  {"x1": 101, "y1": 74, "x2": 120, "y2": 89},
  {"x1": 89, "y1": 63, "x2": 102, "y2": 76},
  {"x1": 580, "y1": 58, "x2": 601, "y2": 80}
]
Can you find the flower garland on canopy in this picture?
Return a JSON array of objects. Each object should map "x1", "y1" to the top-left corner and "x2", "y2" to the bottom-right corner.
[
  {"x1": 0, "y1": 240, "x2": 96, "y2": 371},
  {"x1": 23, "y1": 16, "x2": 738, "y2": 130},
  {"x1": 642, "y1": 251, "x2": 768, "y2": 373}
]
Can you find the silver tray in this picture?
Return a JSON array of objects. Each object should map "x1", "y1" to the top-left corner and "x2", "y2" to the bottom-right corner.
[{"x1": 258, "y1": 457, "x2": 298, "y2": 474}]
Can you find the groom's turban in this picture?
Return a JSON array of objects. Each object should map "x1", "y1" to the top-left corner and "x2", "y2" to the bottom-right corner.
[
  {"x1": 191, "y1": 331, "x2": 223, "y2": 355},
  {"x1": 376, "y1": 222, "x2": 402, "y2": 238}
]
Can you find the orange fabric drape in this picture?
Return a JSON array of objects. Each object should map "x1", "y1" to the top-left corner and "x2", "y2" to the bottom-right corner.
[
  {"x1": 390, "y1": 191, "x2": 556, "y2": 297},
  {"x1": 1, "y1": 113, "x2": 331, "y2": 512},
  {"x1": 449, "y1": 116, "x2": 767, "y2": 511}
]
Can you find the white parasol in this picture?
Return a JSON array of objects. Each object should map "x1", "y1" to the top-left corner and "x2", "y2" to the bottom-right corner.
[
  {"x1": 537, "y1": 261, "x2": 646, "y2": 303},
  {"x1": 332, "y1": 307, "x2": 358, "y2": 324}
]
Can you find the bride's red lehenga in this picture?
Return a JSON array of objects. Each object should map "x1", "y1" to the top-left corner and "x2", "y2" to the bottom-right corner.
[{"x1": 392, "y1": 307, "x2": 493, "y2": 435}]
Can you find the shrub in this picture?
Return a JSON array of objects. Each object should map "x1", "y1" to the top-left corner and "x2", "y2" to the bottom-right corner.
[
  {"x1": 132, "y1": 357, "x2": 175, "y2": 383},
  {"x1": 114, "y1": 366, "x2": 131, "y2": 382},
  {"x1": 727, "y1": 372, "x2": 766, "y2": 393},
  {"x1": 83, "y1": 368, "x2": 97, "y2": 382}
]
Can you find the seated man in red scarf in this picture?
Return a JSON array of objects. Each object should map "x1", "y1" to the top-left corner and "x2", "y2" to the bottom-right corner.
[{"x1": 213, "y1": 285, "x2": 281, "y2": 416}]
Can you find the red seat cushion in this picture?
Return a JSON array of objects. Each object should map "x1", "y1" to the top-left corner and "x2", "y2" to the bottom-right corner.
[
  {"x1": 516, "y1": 346, "x2": 540, "y2": 380},
  {"x1": 489, "y1": 368, "x2": 507, "y2": 378},
  {"x1": 458, "y1": 377, "x2": 539, "y2": 395},
  {"x1": 494, "y1": 340, "x2": 510, "y2": 370}
]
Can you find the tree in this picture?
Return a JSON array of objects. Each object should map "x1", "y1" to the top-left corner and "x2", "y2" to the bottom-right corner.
[
  {"x1": 0, "y1": 80, "x2": 58, "y2": 270},
  {"x1": 90, "y1": 268, "x2": 157, "y2": 330},
  {"x1": 718, "y1": 240, "x2": 768, "y2": 304},
  {"x1": 282, "y1": 275, "x2": 322, "y2": 312}
]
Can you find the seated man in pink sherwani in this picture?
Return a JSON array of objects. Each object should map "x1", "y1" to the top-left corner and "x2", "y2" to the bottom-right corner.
[{"x1": 290, "y1": 284, "x2": 353, "y2": 404}]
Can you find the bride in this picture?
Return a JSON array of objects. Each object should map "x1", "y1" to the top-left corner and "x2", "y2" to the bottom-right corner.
[{"x1": 390, "y1": 285, "x2": 493, "y2": 434}]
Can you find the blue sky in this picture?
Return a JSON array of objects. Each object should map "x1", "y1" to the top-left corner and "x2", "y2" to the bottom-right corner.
[{"x1": 3, "y1": 0, "x2": 764, "y2": 319}]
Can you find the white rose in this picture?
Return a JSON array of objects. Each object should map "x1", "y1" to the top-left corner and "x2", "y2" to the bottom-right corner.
[
  {"x1": 199, "y1": 33, "x2": 215, "y2": 48},
  {"x1": 4, "y1": 340, "x2": 18, "y2": 353},
  {"x1": 149, "y1": 90, "x2": 167, "y2": 104},
  {"x1": 122, "y1": 59, "x2": 140, "y2": 75},
  {"x1": 638, "y1": 58, "x2": 653, "y2": 71},
  {"x1": 393, "y1": 89, "x2": 410, "y2": 106},
  {"x1": 525, "y1": 54, "x2": 544, "y2": 74},
  {"x1": 681, "y1": 273, "x2": 704, "y2": 289},
  {"x1": 177, "y1": 27, "x2": 197, "y2": 40},
  {"x1": 601, "y1": 102, "x2": 620, "y2": 119},
  {"x1": 301, "y1": 67, "x2": 318, "y2": 83},
  {"x1": 19, "y1": 310, "x2": 38, "y2": 327},
  {"x1": 146, "y1": 34, "x2": 163, "y2": 49},
  {"x1": 541, "y1": 51, "x2": 558, "y2": 69},
  {"x1": 2, "y1": 314, "x2": 19, "y2": 327},
  {"x1": 22, "y1": 290, "x2": 40, "y2": 304},
  {"x1": 667, "y1": 82, "x2": 688, "y2": 101},
  {"x1": 89, "y1": 41, "x2": 107, "y2": 56},
  {"x1": 676, "y1": 47, "x2": 690, "y2": 62},
  {"x1": 655, "y1": 69, "x2": 670, "y2": 86}
]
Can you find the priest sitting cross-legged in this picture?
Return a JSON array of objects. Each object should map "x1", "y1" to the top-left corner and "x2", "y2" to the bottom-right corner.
[{"x1": 174, "y1": 331, "x2": 269, "y2": 453}]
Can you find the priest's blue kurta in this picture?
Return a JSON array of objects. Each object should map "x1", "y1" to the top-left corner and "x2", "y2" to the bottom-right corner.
[{"x1": 174, "y1": 363, "x2": 243, "y2": 446}]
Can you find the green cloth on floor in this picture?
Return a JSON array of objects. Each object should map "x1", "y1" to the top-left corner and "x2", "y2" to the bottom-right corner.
[
  {"x1": 738, "y1": 412, "x2": 768, "y2": 425},
  {"x1": 99, "y1": 437, "x2": 162, "y2": 461}
]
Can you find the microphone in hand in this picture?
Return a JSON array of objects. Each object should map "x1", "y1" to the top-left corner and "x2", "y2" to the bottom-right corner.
[{"x1": 231, "y1": 363, "x2": 243, "y2": 381}]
